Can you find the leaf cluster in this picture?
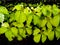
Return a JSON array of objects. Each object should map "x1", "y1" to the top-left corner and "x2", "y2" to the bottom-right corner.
[{"x1": 0, "y1": 2, "x2": 60, "y2": 43}]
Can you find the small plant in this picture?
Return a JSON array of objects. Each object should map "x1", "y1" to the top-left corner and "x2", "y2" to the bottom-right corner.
[{"x1": 0, "y1": 2, "x2": 60, "y2": 43}]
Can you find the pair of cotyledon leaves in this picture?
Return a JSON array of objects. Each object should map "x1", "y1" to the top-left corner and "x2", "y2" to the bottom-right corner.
[
  {"x1": 33, "y1": 28, "x2": 47, "y2": 43},
  {"x1": 33, "y1": 27, "x2": 55, "y2": 43}
]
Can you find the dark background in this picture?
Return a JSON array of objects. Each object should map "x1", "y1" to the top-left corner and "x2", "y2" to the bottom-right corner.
[
  {"x1": 0, "y1": 0, "x2": 60, "y2": 45},
  {"x1": 0, "y1": 34, "x2": 60, "y2": 45},
  {"x1": 0, "y1": 0, "x2": 60, "y2": 4}
]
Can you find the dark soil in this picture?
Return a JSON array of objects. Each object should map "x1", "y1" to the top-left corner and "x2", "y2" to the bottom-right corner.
[{"x1": 0, "y1": 34, "x2": 60, "y2": 45}]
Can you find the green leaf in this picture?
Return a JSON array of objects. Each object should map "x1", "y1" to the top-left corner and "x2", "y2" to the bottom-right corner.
[
  {"x1": 26, "y1": 28, "x2": 32, "y2": 35},
  {"x1": 48, "y1": 31, "x2": 54, "y2": 41},
  {"x1": 33, "y1": 34, "x2": 41, "y2": 43},
  {"x1": 43, "y1": 30, "x2": 48, "y2": 36},
  {"x1": 0, "y1": 27, "x2": 8, "y2": 34},
  {"x1": 42, "y1": 5, "x2": 51, "y2": 17},
  {"x1": 26, "y1": 14, "x2": 33, "y2": 26},
  {"x1": 19, "y1": 28, "x2": 26, "y2": 38},
  {"x1": 53, "y1": 4, "x2": 59, "y2": 15},
  {"x1": 2, "y1": 22, "x2": 9, "y2": 27},
  {"x1": 0, "y1": 6, "x2": 9, "y2": 14},
  {"x1": 33, "y1": 28, "x2": 40, "y2": 35},
  {"x1": 15, "y1": 11, "x2": 26, "y2": 23},
  {"x1": 55, "y1": 31, "x2": 60, "y2": 40},
  {"x1": 17, "y1": 35, "x2": 23, "y2": 41},
  {"x1": 33, "y1": 15, "x2": 40, "y2": 25},
  {"x1": 5, "y1": 31, "x2": 15, "y2": 41},
  {"x1": 9, "y1": 13, "x2": 15, "y2": 22},
  {"x1": 0, "y1": 13, "x2": 4, "y2": 23},
  {"x1": 50, "y1": 15, "x2": 59, "y2": 27},
  {"x1": 12, "y1": 22, "x2": 24, "y2": 28},
  {"x1": 42, "y1": 27, "x2": 46, "y2": 31},
  {"x1": 34, "y1": 6, "x2": 42, "y2": 17},
  {"x1": 47, "y1": 22, "x2": 52, "y2": 30},
  {"x1": 20, "y1": 12, "x2": 26, "y2": 23},
  {"x1": 15, "y1": 11, "x2": 20, "y2": 22},
  {"x1": 42, "y1": 34, "x2": 47, "y2": 43},
  {"x1": 34, "y1": 6, "x2": 41, "y2": 12},
  {"x1": 56, "y1": 26, "x2": 60, "y2": 32},
  {"x1": 24, "y1": 7, "x2": 32, "y2": 15},
  {"x1": 11, "y1": 27, "x2": 18, "y2": 36},
  {"x1": 12, "y1": 4, "x2": 23, "y2": 11},
  {"x1": 40, "y1": 18, "x2": 47, "y2": 27},
  {"x1": 35, "y1": 12, "x2": 42, "y2": 17}
]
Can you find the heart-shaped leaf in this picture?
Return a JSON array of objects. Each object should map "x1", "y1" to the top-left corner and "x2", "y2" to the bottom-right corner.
[
  {"x1": 47, "y1": 22, "x2": 52, "y2": 30},
  {"x1": 42, "y1": 34, "x2": 47, "y2": 43},
  {"x1": 26, "y1": 28, "x2": 32, "y2": 35},
  {"x1": 50, "y1": 15, "x2": 59, "y2": 27},
  {"x1": 0, "y1": 6, "x2": 9, "y2": 14},
  {"x1": 33, "y1": 34, "x2": 41, "y2": 43}
]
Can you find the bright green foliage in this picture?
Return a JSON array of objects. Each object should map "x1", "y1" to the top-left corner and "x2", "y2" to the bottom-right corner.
[
  {"x1": 34, "y1": 6, "x2": 41, "y2": 12},
  {"x1": 19, "y1": 28, "x2": 26, "y2": 38},
  {"x1": 33, "y1": 28, "x2": 41, "y2": 43},
  {"x1": 33, "y1": 28, "x2": 40, "y2": 35},
  {"x1": 33, "y1": 15, "x2": 40, "y2": 25},
  {"x1": 47, "y1": 22, "x2": 52, "y2": 30},
  {"x1": 0, "y1": 13, "x2": 4, "y2": 23},
  {"x1": 5, "y1": 31, "x2": 15, "y2": 41},
  {"x1": 11, "y1": 27, "x2": 18, "y2": 36},
  {"x1": 26, "y1": 14, "x2": 33, "y2": 26},
  {"x1": 9, "y1": 13, "x2": 15, "y2": 22},
  {"x1": 55, "y1": 26, "x2": 60, "y2": 40},
  {"x1": 17, "y1": 36, "x2": 22, "y2": 41},
  {"x1": 12, "y1": 22, "x2": 24, "y2": 28},
  {"x1": 50, "y1": 15, "x2": 59, "y2": 27},
  {"x1": 0, "y1": 27, "x2": 8, "y2": 34},
  {"x1": 52, "y1": 5, "x2": 59, "y2": 15},
  {"x1": 42, "y1": 34, "x2": 47, "y2": 43},
  {"x1": 12, "y1": 4, "x2": 23, "y2": 11},
  {"x1": 55, "y1": 31, "x2": 60, "y2": 40},
  {"x1": 47, "y1": 31, "x2": 54, "y2": 41},
  {"x1": 40, "y1": 18, "x2": 47, "y2": 27},
  {"x1": 0, "y1": 3, "x2": 60, "y2": 43},
  {"x1": 56, "y1": 26, "x2": 60, "y2": 32},
  {"x1": 33, "y1": 34, "x2": 41, "y2": 43},
  {"x1": 15, "y1": 11, "x2": 26, "y2": 23},
  {"x1": 42, "y1": 27, "x2": 46, "y2": 31},
  {"x1": 42, "y1": 5, "x2": 52, "y2": 17},
  {"x1": 24, "y1": 7, "x2": 32, "y2": 15},
  {"x1": 0, "y1": 6, "x2": 9, "y2": 14},
  {"x1": 2, "y1": 22, "x2": 9, "y2": 27},
  {"x1": 17, "y1": 35, "x2": 23, "y2": 41},
  {"x1": 26, "y1": 28, "x2": 32, "y2": 35},
  {"x1": 34, "y1": 6, "x2": 42, "y2": 17}
]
